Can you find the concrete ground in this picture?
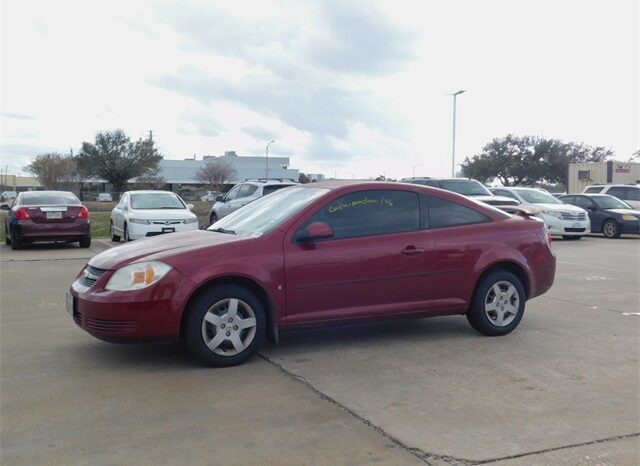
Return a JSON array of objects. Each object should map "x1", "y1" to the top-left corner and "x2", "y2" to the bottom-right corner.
[{"x1": 1, "y1": 235, "x2": 638, "y2": 465}]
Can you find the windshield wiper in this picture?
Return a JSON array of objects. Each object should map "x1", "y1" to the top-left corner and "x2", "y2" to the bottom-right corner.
[{"x1": 209, "y1": 227, "x2": 236, "y2": 235}]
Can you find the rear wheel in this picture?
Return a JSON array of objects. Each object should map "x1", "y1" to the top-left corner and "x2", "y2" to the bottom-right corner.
[
  {"x1": 184, "y1": 285, "x2": 266, "y2": 367},
  {"x1": 602, "y1": 220, "x2": 620, "y2": 238},
  {"x1": 79, "y1": 235, "x2": 91, "y2": 248},
  {"x1": 466, "y1": 270, "x2": 526, "y2": 336},
  {"x1": 110, "y1": 221, "x2": 121, "y2": 242},
  {"x1": 10, "y1": 229, "x2": 22, "y2": 250}
]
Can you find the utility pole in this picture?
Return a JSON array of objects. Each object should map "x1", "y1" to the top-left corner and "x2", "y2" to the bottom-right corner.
[
  {"x1": 265, "y1": 140, "x2": 275, "y2": 180},
  {"x1": 448, "y1": 90, "x2": 466, "y2": 177},
  {"x1": 149, "y1": 130, "x2": 154, "y2": 142}
]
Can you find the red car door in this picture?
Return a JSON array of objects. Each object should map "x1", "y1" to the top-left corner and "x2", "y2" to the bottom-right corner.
[{"x1": 282, "y1": 188, "x2": 435, "y2": 325}]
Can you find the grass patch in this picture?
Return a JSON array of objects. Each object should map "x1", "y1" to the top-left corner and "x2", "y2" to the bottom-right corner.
[{"x1": 90, "y1": 211, "x2": 112, "y2": 238}]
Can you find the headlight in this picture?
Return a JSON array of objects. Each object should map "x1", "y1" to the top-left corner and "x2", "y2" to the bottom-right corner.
[
  {"x1": 183, "y1": 217, "x2": 198, "y2": 224},
  {"x1": 105, "y1": 261, "x2": 172, "y2": 291},
  {"x1": 542, "y1": 210, "x2": 563, "y2": 219},
  {"x1": 622, "y1": 214, "x2": 639, "y2": 221},
  {"x1": 129, "y1": 218, "x2": 149, "y2": 225}
]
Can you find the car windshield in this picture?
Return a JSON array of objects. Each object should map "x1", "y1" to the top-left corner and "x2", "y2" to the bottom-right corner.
[
  {"x1": 21, "y1": 192, "x2": 80, "y2": 205},
  {"x1": 130, "y1": 193, "x2": 185, "y2": 209},
  {"x1": 516, "y1": 189, "x2": 561, "y2": 204},
  {"x1": 439, "y1": 180, "x2": 491, "y2": 196},
  {"x1": 209, "y1": 187, "x2": 328, "y2": 237},
  {"x1": 593, "y1": 195, "x2": 632, "y2": 209}
]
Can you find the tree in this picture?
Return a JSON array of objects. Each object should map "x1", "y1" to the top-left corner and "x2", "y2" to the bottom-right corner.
[
  {"x1": 27, "y1": 153, "x2": 79, "y2": 189},
  {"x1": 196, "y1": 158, "x2": 236, "y2": 192},
  {"x1": 75, "y1": 130, "x2": 163, "y2": 193},
  {"x1": 461, "y1": 135, "x2": 612, "y2": 187},
  {"x1": 298, "y1": 173, "x2": 310, "y2": 184},
  {"x1": 135, "y1": 166, "x2": 166, "y2": 190}
]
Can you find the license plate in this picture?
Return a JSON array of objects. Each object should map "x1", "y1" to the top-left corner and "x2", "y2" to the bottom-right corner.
[
  {"x1": 47, "y1": 211, "x2": 62, "y2": 219},
  {"x1": 162, "y1": 227, "x2": 175, "y2": 233},
  {"x1": 66, "y1": 292, "x2": 74, "y2": 316}
]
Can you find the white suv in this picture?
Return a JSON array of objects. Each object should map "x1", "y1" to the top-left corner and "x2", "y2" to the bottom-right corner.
[
  {"x1": 208, "y1": 180, "x2": 297, "y2": 224},
  {"x1": 582, "y1": 184, "x2": 640, "y2": 209},
  {"x1": 490, "y1": 187, "x2": 591, "y2": 239}
]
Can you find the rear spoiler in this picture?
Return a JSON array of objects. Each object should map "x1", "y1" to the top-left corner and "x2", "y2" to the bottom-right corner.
[{"x1": 494, "y1": 205, "x2": 542, "y2": 218}]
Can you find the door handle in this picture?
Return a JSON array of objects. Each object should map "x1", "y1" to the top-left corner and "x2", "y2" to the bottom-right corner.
[{"x1": 401, "y1": 246, "x2": 424, "y2": 256}]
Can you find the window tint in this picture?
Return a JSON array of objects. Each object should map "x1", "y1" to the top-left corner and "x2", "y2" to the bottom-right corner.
[
  {"x1": 606, "y1": 187, "x2": 627, "y2": 199},
  {"x1": 573, "y1": 196, "x2": 595, "y2": 209},
  {"x1": 263, "y1": 184, "x2": 293, "y2": 196},
  {"x1": 306, "y1": 190, "x2": 420, "y2": 240},
  {"x1": 237, "y1": 184, "x2": 257, "y2": 198},
  {"x1": 20, "y1": 192, "x2": 80, "y2": 205},
  {"x1": 584, "y1": 186, "x2": 603, "y2": 193},
  {"x1": 428, "y1": 196, "x2": 490, "y2": 229}
]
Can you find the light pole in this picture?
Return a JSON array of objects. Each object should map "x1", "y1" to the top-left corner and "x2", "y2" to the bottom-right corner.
[
  {"x1": 449, "y1": 89, "x2": 466, "y2": 177},
  {"x1": 265, "y1": 140, "x2": 275, "y2": 180}
]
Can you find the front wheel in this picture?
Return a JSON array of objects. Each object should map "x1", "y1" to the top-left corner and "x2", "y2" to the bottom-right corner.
[
  {"x1": 184, "y1": 285, "x2": 266, "y2": 367},
  {"x1": 123, "y1": 223, "x2": 131, "y2": 242},
  {"x1": 602, "y1": 220, "x2": 620, "y2": 238},
  {"x1": 466, "y1": 271, "x2": 526, "y2": 336}
]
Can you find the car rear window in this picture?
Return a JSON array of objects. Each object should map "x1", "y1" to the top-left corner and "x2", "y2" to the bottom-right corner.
[
  {"x1": 438, "y1": 180, "x2": 491, "y2": 196},
  {"x1": 20, "y1": 192, "x2": 80, "y2": 205},
  {"x1": 584, "y1": 186, "x2": 603, "y2": 193}
]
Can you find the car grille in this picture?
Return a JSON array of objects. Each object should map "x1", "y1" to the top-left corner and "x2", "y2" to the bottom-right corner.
[
  {"x1": 79, "y1": 265, "x2": 107, "y2": 288},
  {"x1": 150, "y1": 220, "x2": 182, "y2": 225},
  {"x1": 560, "y1": 212, "x2": 586, "y2": 220},
  {"x1": 564, "y1": 227, "x2": 586, "y2": 232},
  {"x1": 73, "y1": 310, "x2": 82, "y2": 326},
  {"x1": 85, "y1": 317, "x2": 138, "y2": 334}
]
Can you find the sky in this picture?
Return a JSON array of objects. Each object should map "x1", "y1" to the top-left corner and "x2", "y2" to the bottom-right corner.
[{"x1": 1, "y1": 0, "x2": 638, "y2": 180}]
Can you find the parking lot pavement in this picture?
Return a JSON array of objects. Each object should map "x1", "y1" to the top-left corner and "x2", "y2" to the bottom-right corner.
[{"x1": 1, "y1": 236, "x2": 638, "y2": 465}]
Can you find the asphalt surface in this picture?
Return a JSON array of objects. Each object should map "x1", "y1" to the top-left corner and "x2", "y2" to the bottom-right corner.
[{"x1": 1, "y1": 235, "x2": 638, "y2": 465}]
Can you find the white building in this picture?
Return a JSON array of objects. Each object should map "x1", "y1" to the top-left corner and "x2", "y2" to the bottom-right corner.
[
  {"x1": 158, "y1": 152, "x2": 299, "y2": 186},
  {"x1": 568, "y1": 161, "x2": 640, "y2": 193}
]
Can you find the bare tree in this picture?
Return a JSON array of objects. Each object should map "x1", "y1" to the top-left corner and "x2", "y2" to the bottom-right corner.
[
  {"x1": 196, "y1": 158, "x2": 236, "y2": 192},
  {"x1": 27, "y1": 153, "x2": 79, "y2": 189}
]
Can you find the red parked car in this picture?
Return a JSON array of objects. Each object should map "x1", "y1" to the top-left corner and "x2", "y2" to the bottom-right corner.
[
  {"x1": 3, "y1": 191, "x2": 91, "y2": 250},
  {"x1": 67, "y1": 182, "x2": 555, "y2": 366}
]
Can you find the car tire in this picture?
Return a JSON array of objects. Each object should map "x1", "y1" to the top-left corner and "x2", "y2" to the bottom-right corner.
[
  {"x1": 124, "y1": 223, "x2": 130, "y2": 242},
  {"x1": 4, "y1": 227, "x2": 10, "y2": 245},
  {"x1": 602, "y1": 219, "x2": 620, "y2": 238},
  {"x1": 184, "y1": 285, "x2": 266, "y2": 367},
  {"x1": 10, "y1": 229, "x2": 22, "y2": 250},
  {"x1": 466, "y1": 270, "x2": 526, "y2": 336},
  {"x1": 79, "y1": 235, "x2": 91, "y2": 248},
  {"x1": 209, "y1": 212, "x2": 218, "y2": 224},
  {"x1": 110, "y1": 221, "x2": 121, "y2": 242}
]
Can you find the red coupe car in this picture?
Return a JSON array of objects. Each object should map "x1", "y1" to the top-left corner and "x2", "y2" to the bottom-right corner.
[
  {"x1": 3, "y1": 191, "x2": 91, "y2": 250},
  {"x1": 67, "y1": 182, "x2": 556, "y2": 366}
]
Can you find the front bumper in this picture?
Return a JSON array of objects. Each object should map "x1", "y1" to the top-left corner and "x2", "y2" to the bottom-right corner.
[
  {"x1": 68, "y1": 267, "x2": 193, "y2": 343},
  {"x1": 621, "y1": 221, "x2": 640, "y2": 234},
  {"x1": 540, "y1": 215, "x2": 590, "y2": 236},
  {"x1": 127, "y1": 222, "x2": 199, "y2": 240}
]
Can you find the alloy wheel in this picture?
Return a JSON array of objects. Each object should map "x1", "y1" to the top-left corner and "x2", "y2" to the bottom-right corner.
[
  {"x1": 484, "y1": 281, "x2": 520, "y2": 327},
  {"x1": 201, "y1": 298, "x2": 257, "y2": 356}
]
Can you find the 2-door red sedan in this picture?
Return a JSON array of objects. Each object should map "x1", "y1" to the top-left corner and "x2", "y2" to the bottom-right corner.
[
  {"x1": 3, "y1": 191, "x2": 91, "y2": 250},
  {"x1": 68, "y1": 182, "x2": 555, "y2": 366}
]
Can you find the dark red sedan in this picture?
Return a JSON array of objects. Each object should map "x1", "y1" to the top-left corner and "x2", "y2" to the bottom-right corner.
[
  {"x1": 68, "y1": 182, "x2": 555, "y2": 366},
  {"x1": 3, "y1": 191, "x2": 91, "y2": 250}
]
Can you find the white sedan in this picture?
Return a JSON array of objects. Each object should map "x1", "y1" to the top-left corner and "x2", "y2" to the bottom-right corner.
[{"x1": 110, "y1": 190, "x2": 199, "y2": 242}]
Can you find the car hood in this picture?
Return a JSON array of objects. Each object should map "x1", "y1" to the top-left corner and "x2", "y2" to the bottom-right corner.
[
  {"x1": 89, "y1": 230, "x2": 246, "y2": 270},
  {"x1": 124, "y1": 209, "x2": 196, "y2": 220},
  {"x1": 533, "y1": 203, "x2": 585, "y2": 213},
  {"x1": 604, "y1": 208, "x2": 640, "y2": 216}
]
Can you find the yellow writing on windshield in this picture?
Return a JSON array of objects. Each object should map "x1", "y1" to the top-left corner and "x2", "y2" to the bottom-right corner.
[{"x1": 328, "y1": 195, "x2": 394, "y2": 214}]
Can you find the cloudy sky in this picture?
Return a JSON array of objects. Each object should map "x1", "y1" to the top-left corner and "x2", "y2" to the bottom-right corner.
[{"x1": 1, "y1": 0, "x2": 638, "y2": 179}]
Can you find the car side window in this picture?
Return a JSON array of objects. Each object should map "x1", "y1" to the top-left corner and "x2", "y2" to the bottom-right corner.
[
  {"x1": 607, "y1": 187, "x2": 627, "y2": 199},
  {"x1": 305, "y1": 190, "x2": 420, "y2": 240},
  {"x1": 427, "y1": 196, "x2": 490, "y2": 229},
  {"x1": 627, "y1": 187, "x2": 640, "y2": 201},
  {"x1": 560, "y1": 196, "x2": 575, "y2": 205},
  {"x1": 225, "y1": 185, "x2": 242, "y2": 201},
  {"x1": 239, "y1": 184, "x2": 258, "y2": 198},
  {"x1": 573, "y1": 196, "x2": 595, "y2": 209},
  {"x1": 584, "y1": 186, "x2": 603, "y2": 194}
]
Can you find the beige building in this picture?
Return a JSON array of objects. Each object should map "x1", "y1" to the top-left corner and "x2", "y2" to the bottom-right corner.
[
  {"x1": 568, "y1": 161, "x2": 640, "y2": 193},
  {"x1": 0, "y1": 175, "x2": 41, "y2": 191}
]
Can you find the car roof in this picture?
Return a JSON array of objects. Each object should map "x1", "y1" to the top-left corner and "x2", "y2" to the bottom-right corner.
[{"x1": 564, "y1": 193, "x2": 612, "y2": 198}]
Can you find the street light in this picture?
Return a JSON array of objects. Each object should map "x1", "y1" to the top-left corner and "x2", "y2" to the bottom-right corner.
[
  {"x1": 265, "y1": 140, "x2": 275, "y2": 180},
  {"x1": 448, "y1": 89, "x2": 466, "y2": 177}
]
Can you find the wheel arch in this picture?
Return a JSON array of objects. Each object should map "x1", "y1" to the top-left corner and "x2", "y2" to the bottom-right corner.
[
  {"x1": 473, "y1": 261, "x2": 530, "y2": 303},
  {"x1": 180, "y1": 275, "x2": 278, "y2": 344}
]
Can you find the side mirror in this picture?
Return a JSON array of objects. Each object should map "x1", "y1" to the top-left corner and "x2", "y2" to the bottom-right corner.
[
  {"x1": 186, "y1": 203, "x2": 194, "y2": 210},
  {"x1": 215, "y1": 195, "x2": 225, "y2": 202},
  {"x1": 296, "y1": 222, "x2": 334, "y2": 242},
  {"x1": 0, "y1": 204, "x2": 10, "y2": 211}
]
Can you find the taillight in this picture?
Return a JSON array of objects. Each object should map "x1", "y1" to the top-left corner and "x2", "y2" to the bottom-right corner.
[
  {"x1": 77, "y1": 206, "x2": 90, "y2": 219},
  {"x1": 15, "y1": 208, "x2": 31, "y2": 220}
]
